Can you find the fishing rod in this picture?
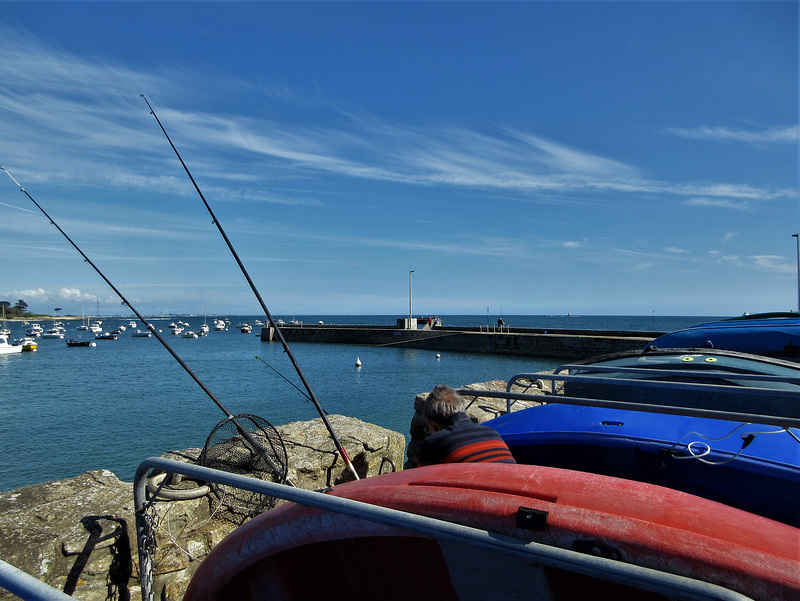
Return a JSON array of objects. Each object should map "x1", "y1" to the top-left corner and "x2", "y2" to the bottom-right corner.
[
  {"x1": 0, "y1": 164, "x2": 289, "y2": 484},
  {"x1": 140, "y1": 95, "x2": 360, "y2": 481}
]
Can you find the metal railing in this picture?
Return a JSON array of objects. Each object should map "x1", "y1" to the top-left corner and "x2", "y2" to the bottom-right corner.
[
  {"x1": 0, "y1": 559, "x2": 75, "y2": 601},
  {"x1": 0, "y1": 456, "x2": 757, "y2": 601},
  {"x1": 131, "y1": 457, "x2": 752, "y2": 601},
  {"x1": 456, "y1": 360, "x2": 800, "y2": 429}
]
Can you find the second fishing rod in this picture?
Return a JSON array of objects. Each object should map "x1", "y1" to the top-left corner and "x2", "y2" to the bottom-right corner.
[{"x1": 141, "y1": 95, "x2": 360, "y2": 482}]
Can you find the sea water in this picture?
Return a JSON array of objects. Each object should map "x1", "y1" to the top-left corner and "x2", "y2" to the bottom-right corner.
[{"x1": 0, "y1": 314, "x2": 720, "y2": 491}]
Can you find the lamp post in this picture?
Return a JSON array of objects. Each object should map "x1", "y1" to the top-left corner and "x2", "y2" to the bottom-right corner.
[
  {"x1": 793, "y1": 234, "x2": 799, "y2": 312},
  {"x1": 409, "y1": 270, "x2": 414, "y2": 327}
]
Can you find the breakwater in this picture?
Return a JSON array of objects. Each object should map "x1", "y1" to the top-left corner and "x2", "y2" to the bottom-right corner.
[{"x1": 261, "y1": 322, "x2": 663, "y2": 359}]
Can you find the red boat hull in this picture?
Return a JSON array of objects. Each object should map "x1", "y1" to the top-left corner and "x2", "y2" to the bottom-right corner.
[{"x1": 185, "y1": 463, "x2": 800, "y2": 601}]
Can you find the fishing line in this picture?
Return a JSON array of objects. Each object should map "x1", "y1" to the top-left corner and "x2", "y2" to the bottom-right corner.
[
  {"x1": 141, "y1": 95, "x2": 359, "y2": 481},
  {"x1": 0, "y1": 163, "x2": 288, "y2": 484},
  {"x1": 254, "y1": 356, "x2": 315, "y2": 405}
]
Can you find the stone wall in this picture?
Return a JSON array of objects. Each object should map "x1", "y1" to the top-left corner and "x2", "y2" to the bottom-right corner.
[
  {"x1": 0, "y1": 415, "x2": 404, "y2": 601},
  {"x1": 262, "y1": 324, "x2": 657, "y2": 359}
]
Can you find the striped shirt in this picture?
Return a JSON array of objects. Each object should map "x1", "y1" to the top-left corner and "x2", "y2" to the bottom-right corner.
[{"x1": 418, "y1": 412, "x2": 516, "y2": 467}]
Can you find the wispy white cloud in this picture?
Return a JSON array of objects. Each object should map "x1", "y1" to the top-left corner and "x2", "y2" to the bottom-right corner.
[
  {"x1": 683, "y1": 197, "x2": 751, "y2": 210},
  {"x1": 750, "y1": 255, "x2": 796, "y2": 273},
  {"x1": 0, "y1": 24, "x2": 794, "y2": 216},
  {"x1": 711, "y1": 253, "x2": 795, "y2": 273},
  {"x1": 665, "y1": 125, "x2": 799, "y2": 144}
]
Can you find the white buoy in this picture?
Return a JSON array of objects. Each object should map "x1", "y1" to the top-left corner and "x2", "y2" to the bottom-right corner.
[
  {"x1": 436, "y1": 353, "x2": 441, "y2": 359},
  {"x1": 355, "y1": 357, "x2": 362, "y2": 367}
]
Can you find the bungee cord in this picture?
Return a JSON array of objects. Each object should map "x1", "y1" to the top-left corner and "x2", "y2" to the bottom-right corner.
[
  {"x1": 672, "y1": 421, "x2": 799, "y2": 466},
  {"x1": 140, "y1": 95, "x2": 359, "y2": 481}
]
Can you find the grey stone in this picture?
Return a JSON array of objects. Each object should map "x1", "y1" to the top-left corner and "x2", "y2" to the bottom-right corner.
[{"x1": 0, "y1": 416, "x2": 406, "y2": 601}]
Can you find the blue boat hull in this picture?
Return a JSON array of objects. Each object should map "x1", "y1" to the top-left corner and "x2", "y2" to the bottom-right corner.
[
  {"x1": 646, "y1": 315, "x2": 800, "y2": 360},
  {"x1": 486, "y1": 404, "x2": 800, "y2": 526}
]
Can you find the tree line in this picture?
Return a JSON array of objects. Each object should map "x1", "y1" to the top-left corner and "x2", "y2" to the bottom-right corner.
[{"x1": 1, "y1": 300, "x2": 30, "y2": 317}]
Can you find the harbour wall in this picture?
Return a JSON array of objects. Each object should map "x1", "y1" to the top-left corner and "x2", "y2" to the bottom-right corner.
[{"x1": 260, "y1": 323, "x2": 663, "y2": 359}]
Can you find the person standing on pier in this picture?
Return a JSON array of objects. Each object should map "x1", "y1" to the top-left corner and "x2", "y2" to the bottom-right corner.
[{"x1": 418, "y1": 385, "x2": 516, "y2": 467}]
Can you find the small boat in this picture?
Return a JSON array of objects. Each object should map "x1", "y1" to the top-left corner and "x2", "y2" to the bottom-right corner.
[
  {"x1": 12, "y1": 337, "x2": 37, "y2": 352},
  {"x1": 170, "y1": 326, "x2": 183, "y2": 335},
  {"x1": 131, "y1": 329, "x2": 152, "y2": 337},
  {"x1": 213, "y1": 319, "x2": 226, "y2": 331},
  {"x1": 199, "y1": 323, "x2": 209, "y2": 334},
  {"x1": 0, "y1": 334, "x2": 22, "y2": 355},
  {"x1": 95, "y1": 332, "x2": 118, "y2": 340},
  {"x1": 555, "y1": 347, "x2": 800, "y2": 420},
  {"x1": 182, "y1": 330, "x2": 199, "y2": 339},
  {"x1": 128, "y1": 320, "x2": 137, "y2": 328},
  {"x1": 488, "y1": 402, "x2": 800, "y2": 526},
  {"x1": 0, "y1": 306, "x2": 10, "y2": 337},
  {"x1": 25, "y1": 323, "x2": 43, "y2": 337},
  {"x1": 66, "y1": 338, "x2": 94, "y2": 347},
  {"x1": 89, "y1": 321, "x2": 103, "y2": 333},
  {"x1": 477, "y1": 348, "x2": 800, "y2": 526},
  {"x1": 40, "y1": 327, "x2": 65, "y2": 339},
  {"x1": 155, "y1": 460, "x2": 800, "y2": 601},
  {"x1": 646, "y1": 312, "x2": 800, "y2": 360},
  {"x1": 240, "y1": 323, "x2": 252, "y2": 333}
]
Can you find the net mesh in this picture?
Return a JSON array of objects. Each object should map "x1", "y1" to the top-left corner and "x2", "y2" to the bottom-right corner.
[{"x1": 197, "y1": 414, "x2": 288, "y2": 519}]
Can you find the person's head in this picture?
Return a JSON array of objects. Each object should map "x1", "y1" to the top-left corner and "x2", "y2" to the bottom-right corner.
[{"x1": 424, "y1": 384, "x2": 465, "y2": 432}]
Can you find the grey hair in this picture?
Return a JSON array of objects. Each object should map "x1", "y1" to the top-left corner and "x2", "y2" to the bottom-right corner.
[{"x1": 423, "y1": 384, "x2": 465, "y2": 426}]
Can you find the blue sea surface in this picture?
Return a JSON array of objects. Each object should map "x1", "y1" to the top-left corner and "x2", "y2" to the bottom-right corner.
[{"x1": 0, "y1": 314, "x2": 720, "y2": 491}]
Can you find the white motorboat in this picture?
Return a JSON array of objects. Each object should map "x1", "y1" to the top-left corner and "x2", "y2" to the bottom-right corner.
[
  {"x1": 131, "y1": 329, "x2": 152, "y2": 337},
  {"x1": 41, "y1": 328, "x2": 65, "y2": 339},
  {"x1": 0, "y1": 334, "x2": 22, "y2": 355},
  {"x1": 182, "y1": 330, "x2": 199, "y2": 339}
]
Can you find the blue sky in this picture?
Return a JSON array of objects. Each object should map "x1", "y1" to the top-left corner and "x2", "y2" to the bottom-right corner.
[{"x1": 0, "y1": 1, "x2": 797, "y2": 318}]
